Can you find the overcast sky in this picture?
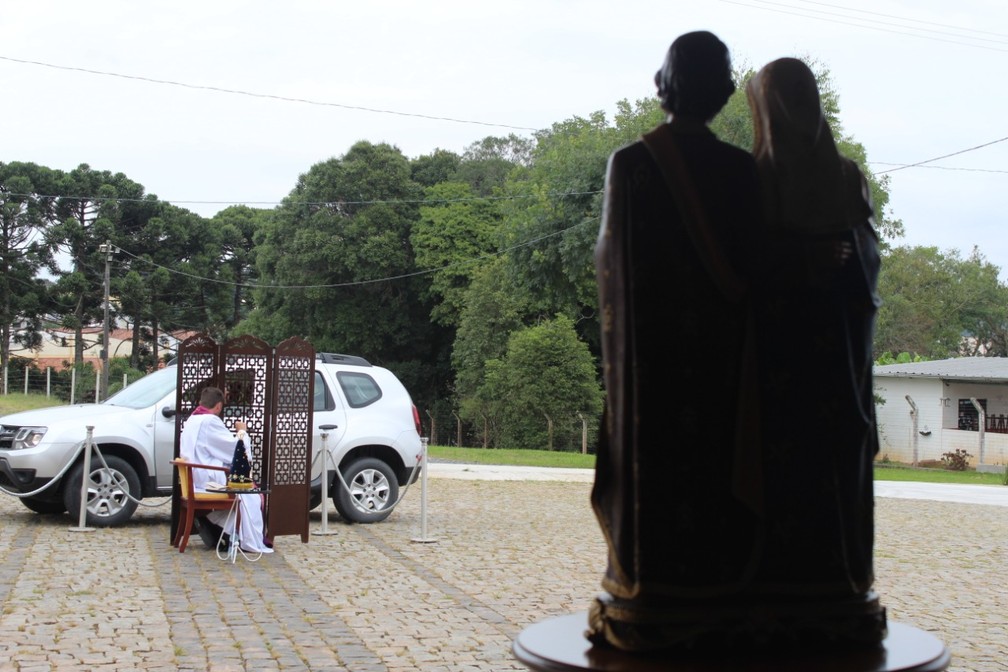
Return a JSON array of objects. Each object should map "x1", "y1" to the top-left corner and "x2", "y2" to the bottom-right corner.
[{"x1": 4, "y1": 1, "x2": 1006, "y2": 276}]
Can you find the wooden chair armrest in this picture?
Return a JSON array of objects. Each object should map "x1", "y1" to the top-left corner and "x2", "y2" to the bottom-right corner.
[{"x1": 171, "y1": 459, "x2": 230, "y2": 473}]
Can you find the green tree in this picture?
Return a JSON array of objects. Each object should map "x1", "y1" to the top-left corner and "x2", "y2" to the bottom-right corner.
[
  {"x1": 478, "y1": 315, "x2": 602, "y2": 450},
  {"x1": 499, "y1": 112, "x2": 616, "y2": 343},
  {"x1": 945, "y1": 248, "x2": 1007, "y2": 357},
  {"x1": 453, "y1": 258, "x2": 528, "y2": 401},
  {"x1": 109, "y1": 202, "x2": 237, "y2": 367},
  {"x1": 0, "y1": 162, "x2": 60, "y2": 373},
  {"x1": 246, "y1": 141, "x2": 450, "y2": 411},
  {"x1": 48, "y1": 164, "x2": 156, "y2": 369},
  {"x1": 210, "y1": 205, "x2": 263, "y2": 326},
  {"x1": 412, "y1": 181, "x2": 502, "y2": 328},
  {"x1": 410, "y1": 148, "x2": 461, "y2": 187},
  {"x1": 874, "y1": 245, "x2": 1007, "y2": 359},
  {"x1": 875, "y1": 246, "x2": 957, "y2": 358},
  {"x1": 454, "y1": 134, "x2": 533, "y2": 196}
]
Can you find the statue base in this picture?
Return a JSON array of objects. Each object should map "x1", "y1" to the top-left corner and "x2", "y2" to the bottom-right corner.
[
  {"x1": 513, "y1": 611, "x2": 949, "y2": 672},
  {"x1": 587, "y1": 590, "x2": 887, "y2": 652}
]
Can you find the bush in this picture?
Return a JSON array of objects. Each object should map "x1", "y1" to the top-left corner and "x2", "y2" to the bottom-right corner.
[{"x1": 940, "y1": 448, "x2": 972, "y2": 471}]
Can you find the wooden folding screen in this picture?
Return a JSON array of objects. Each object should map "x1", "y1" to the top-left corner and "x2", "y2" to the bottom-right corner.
[
  {"x1": 265, "y1": 337, "x2": 315, "y2": 541},
  {"x1": 171, "y1": 333, "x2": 314, "y2": 544}
]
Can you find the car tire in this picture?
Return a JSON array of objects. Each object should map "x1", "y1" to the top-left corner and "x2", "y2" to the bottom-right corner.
[
  {"x1": 334, "y1": 457, "x2": 398, "y2": 524},
  {"x1": 63, "y1": 455, "x2": 141, "y2": 527},
  {"x1": 20, "y1": 496, "x2": 67, "y2": 515}
]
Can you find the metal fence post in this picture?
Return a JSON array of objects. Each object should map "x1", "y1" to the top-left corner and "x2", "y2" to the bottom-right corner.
[
  {"x1": 411, "y1": 437, "x2": 436, "y2": 544},
  {"x1": 69, "y1": 426, "x2": 96, "y2": 533},
  {"x1": 315, "y1": 426, "x2": 338, "y2": 536}
]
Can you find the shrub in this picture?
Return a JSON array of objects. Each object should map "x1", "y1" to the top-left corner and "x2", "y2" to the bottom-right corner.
[{"x1": 940, "y1": 448, "x2": 972, "y2": 471}]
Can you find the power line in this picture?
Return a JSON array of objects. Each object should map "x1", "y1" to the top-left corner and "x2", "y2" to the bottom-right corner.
[
  {"x1": 8, "y1": 127, "x2": 1007, "y2": 212},
  {"x1": 0, "y1": 55, "x2": 541, "y2": 132},
  {"x1": 113, "y1": 218, "x2": 588, "y2": 291},
  {"x1": 875, "y1": 137, "x2": 1008, "y2": 175},
  {"x1": 1, "y1": 189, "x2": 603, "y2": 210},
  {"x1": 5, "y1": 129, "x2": 1006, "y2": 209},
  {"x1": 792, "y1": 0, "x2": 1008, "y2": 40},
  {"x1": 716, "y1": 0, "x2": 1008, "y2": 52},
  {"x1": 869, "y1": 162, "x2": 1008, "y2": 175}
]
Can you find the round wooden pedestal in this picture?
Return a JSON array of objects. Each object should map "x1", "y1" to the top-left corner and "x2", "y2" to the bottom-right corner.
[{"x1": 513, "y1": 612, "x2": 949, "y2": 672}]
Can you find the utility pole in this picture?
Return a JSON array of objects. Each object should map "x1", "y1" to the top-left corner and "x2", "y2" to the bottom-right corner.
[{"x1": 99, "y1": 240, "x2": 113, "y2": 401}]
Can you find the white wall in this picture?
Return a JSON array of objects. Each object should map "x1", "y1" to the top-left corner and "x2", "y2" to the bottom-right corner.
[
  {"x1": 874, "y1": 376, "x2": 1008, "y2": 466},
  {"x1": 874, "y1": 377, "x2": 944, "y2": 464}
]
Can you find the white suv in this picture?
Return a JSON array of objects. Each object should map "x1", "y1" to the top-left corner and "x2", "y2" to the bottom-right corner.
[{"x1": 0, "y1": 354, "x2": 423, "y2": 527}]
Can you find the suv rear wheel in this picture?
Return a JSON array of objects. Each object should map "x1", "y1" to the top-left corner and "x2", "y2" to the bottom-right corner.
[
  {"x1": 334, "y1": 457, "x2": 398, "y2": 523},
  {"x1": 63, "y1": 455, "x2": 141, "y2": 527}
]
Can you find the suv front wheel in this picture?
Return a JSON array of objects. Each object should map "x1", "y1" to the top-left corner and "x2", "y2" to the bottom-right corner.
[
  {"x1": 63, "y1": 455, "x2": 141, "y2": 527},
  {"x1": 334, "y1": 457, "x2": 398, "y2": 523},
  {"x1": 20, "y1": 496, "x2": 67, "y2": 515}
]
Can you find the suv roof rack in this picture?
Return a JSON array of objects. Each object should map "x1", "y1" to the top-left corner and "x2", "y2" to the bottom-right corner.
[{"x1": 316, "y1": 352, "x2": 372, "y2": 367}]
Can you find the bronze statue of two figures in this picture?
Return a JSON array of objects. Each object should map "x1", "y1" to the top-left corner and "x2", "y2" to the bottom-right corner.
[{"x1": 589, "y1": 32, "x2": 886, "y2": 652}]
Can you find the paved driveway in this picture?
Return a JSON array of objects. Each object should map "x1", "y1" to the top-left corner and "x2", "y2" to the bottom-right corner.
[{"x1": 0, "y1": 470, "x2": 1003, "y2": 671}]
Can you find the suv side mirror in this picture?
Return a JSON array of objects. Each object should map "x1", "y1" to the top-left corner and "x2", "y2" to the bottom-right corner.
[{"x1": 161, "y1": 406, "x2": 178, "y2": 418}]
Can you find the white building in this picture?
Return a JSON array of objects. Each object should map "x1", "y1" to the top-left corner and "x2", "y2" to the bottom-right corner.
[{"x1": 874, "y1": 358, "x2": 1008, "y2": 469}]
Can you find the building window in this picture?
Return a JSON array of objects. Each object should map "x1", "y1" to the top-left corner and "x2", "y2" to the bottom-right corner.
[{"x1": 957, "y1": 398, "x2": 987, "y2": 431}]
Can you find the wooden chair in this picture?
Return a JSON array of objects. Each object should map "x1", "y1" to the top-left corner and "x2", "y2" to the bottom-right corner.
[{"x1": 171, "y1": 458, "x2": 235, "y2": 553}]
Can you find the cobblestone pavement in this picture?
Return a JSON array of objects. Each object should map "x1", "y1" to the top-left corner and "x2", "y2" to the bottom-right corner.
[{"x1": 0, "y1": 475, "x2": 1004, "y2": 671}]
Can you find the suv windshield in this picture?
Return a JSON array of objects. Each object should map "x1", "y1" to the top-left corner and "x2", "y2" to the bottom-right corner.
[{"x1": 103, "y1": 366, "x2": 177, "y2": 409}]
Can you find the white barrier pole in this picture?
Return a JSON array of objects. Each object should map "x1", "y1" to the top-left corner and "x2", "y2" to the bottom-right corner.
[
  {"x1": 46, "y1": 367, "x2": 51, "y2": 397},
  {"x1": 70, "y1": 369, "x2": 76, "y2": 405},
  {"x1": 315, "y1": 425, "x2": 338, "y2": 536},
  {"x1": 24, "y1": 366, "x2": 28, "y2": 394},
  {"x1": 69, "y1": 426, "x2": 96, "y2": 533},
  {"x1": 411, "y1": 437, "x2": 436, "y2": 544},
  {"x1": 94, "y1": 373, "x2": 100, "y2": 402}
]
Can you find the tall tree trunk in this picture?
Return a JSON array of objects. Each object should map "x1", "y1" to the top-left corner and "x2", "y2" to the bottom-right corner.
[
  {"x1": 74, "y1": 295, "x2": 85, "y2": 368},
  {"x1": 152, "y1": 322, "x2": 159, "y2": 367}
]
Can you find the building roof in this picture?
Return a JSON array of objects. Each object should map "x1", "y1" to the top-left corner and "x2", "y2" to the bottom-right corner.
[{"x1": 874, "y1": 357, "x2": 1008, "y2": 383}]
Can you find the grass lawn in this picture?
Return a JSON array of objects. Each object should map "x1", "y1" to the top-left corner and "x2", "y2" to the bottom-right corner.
[
  {"x1": 428, "y1": 445, "x2": 596, "y2": 469},
  {"x1": 874, "y1": 463, "x2": 1005, "y2": 485},
  {"x1": 0, "y1": 393, "x2": 64, "y2": 417}
]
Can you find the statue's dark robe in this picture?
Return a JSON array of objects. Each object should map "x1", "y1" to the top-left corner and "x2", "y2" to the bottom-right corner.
[
  {"x1": 753, "y1": 157, "x2": 882, "y2": 597},
  {"x1": 591, "y1": 121, "x2": 763, "y2": 641}
]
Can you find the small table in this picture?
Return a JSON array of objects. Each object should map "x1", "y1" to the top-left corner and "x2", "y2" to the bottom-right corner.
[
  {"x1": 513, "y1": 612, "x2": 950, "y2": 672},
  {"x1": 216, "y1": 488, "x2": 269, "y2": 563}
]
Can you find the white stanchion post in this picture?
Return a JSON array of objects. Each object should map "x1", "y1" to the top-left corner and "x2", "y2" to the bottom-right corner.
[
  {"x1": 315, "y1": 425, "x2": 338, "y2": 536},
  {"x1": 69, "y1": 426, "x2": 96, "y2": 533},
  {"x1": 411, "y1": 437, "x2": 436, "y2": 544}
]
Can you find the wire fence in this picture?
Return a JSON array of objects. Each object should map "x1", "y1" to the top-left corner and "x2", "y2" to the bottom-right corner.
[{"x1": 1, "y1": 364, "x2": 140, "y2": 404}]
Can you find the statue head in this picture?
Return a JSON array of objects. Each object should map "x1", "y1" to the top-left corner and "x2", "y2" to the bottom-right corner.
[
  {"x1": 747, "y1": 57, "x2": 831, "y2": 163},
  {"x1": 654, "y1": 31, "x2": 735, "y2": 122}
]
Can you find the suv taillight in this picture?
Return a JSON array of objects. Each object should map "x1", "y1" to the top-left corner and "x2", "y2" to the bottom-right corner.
[{"x1": 412, "y1": 404, "x2": 422, "y2": 436}]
